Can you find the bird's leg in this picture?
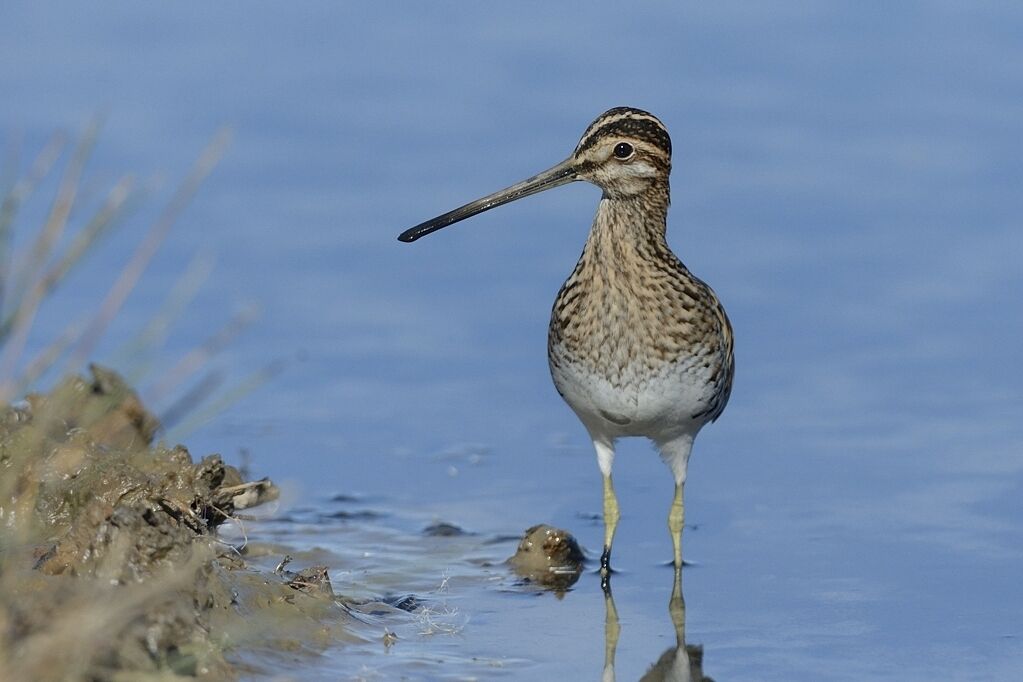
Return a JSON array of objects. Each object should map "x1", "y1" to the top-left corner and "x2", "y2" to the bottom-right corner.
[
  {"x1": 601, "y1": 473, "x2": 620, "y2": 573},
  {"x1": 592, "y1": 438, "x2": 619, "y2": 575},
  {"x1": 668, "y1": 483, "x2": 684, "y2": 569},
  {"x1": 656, "y1": 435, "x2": 693, "y2": 569}
]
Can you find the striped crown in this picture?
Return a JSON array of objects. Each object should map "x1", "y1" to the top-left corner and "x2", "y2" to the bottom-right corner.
[{"x1": 574, "y1": 107, "x2": 672, "y2": 158}]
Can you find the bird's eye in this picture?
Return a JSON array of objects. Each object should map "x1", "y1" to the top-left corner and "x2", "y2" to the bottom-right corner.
[{"x1": 613, "y1": 142, "x2": 634, "y2": 160}]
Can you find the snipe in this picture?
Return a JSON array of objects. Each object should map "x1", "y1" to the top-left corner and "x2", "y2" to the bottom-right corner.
[{"x1": 399, "y1": 107, "x2": 734, "y2": 576}]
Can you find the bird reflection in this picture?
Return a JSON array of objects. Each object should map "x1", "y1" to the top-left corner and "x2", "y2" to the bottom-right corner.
[
  {"x1": 602, "y1": 568, "x2": 712, "y2": 682},
  {"x1": 505, "y1": 525, "x2": 711, "y2": 679}
]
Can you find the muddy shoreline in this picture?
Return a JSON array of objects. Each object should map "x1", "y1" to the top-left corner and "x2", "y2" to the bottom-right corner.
[{"x1": 0, "y1": 365, "x2": 346, "y2": 680}]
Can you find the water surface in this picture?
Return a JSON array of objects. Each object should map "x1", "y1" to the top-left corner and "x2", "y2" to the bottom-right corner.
[{"x1": 2, "y1": 2, "x2": 1021, "y2": 679}]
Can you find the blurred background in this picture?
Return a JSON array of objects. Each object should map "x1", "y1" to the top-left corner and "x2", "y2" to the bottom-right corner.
[{"x1": 2, "y1": 2, "x2": 1021, "y2": 679}]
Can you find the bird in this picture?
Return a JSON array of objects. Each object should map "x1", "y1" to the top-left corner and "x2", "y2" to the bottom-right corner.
[{"x1": 398, "y1": 107, "x2": 733, "y2": 575}]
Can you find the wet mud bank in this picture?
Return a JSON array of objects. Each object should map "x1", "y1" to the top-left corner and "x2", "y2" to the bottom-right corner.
[{"x1": 0, "y1": 366, "x2": 343, "y2": 680}]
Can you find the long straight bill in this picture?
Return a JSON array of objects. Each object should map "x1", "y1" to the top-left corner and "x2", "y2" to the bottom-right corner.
[{"x1": 397, "y1": 158, "x2": 578, "y2": 243}]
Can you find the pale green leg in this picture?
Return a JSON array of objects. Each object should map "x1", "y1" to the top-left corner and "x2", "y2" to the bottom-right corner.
[
  {"x1": 600, "y1": 473, "x2": 620, "y2": 571},
  {"x1": 668, "y1": 483, "x2": 685, "y2": 569}
]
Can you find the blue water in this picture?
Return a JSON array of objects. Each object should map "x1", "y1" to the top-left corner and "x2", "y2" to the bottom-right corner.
[{"x1": 2, "y1": 2, "x2": 1022, "y2": 679}]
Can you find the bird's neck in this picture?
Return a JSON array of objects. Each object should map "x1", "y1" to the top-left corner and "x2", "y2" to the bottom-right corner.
[{"x1": 583, "y1": 183, "x2": 672, "y2": 263}]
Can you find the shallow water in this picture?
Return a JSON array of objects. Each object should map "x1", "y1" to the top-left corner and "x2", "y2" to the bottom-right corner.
[{"x1": 3, "y1": 2, "x2": 1022, "y2": 680}]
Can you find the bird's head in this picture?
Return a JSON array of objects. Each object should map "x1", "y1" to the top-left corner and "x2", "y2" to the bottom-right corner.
[
  {"x1": 570, "y1": 107, "x2": 672, "y2": 200},
  {"x1": 398, "y1": 106, "x2": 672, "y2": 243}
]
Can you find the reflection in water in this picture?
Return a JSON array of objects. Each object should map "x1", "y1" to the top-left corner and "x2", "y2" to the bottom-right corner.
[
  {"x1": 603, "y1": 569, "x2": 712, "y2": 682},
  {"x1": 602, "y1": 581, "x2": 621, "y2": 682}
]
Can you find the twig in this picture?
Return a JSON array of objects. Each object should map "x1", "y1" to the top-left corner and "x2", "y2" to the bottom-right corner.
[
  {"x1": 0, "y1": 320, "x2": 82, "y2": 399},
  {"x1": 0, "y1": 132, "x2": 67, "y2": 310},
  {"x1": 63, "y1": 128, "x2": 232, "y2": 374},
  {"x1": 146, "y1": 302, "x2": 258, "y2": 404},
  {"x1": 0, "y1": 124, "x2": 97, "y2": 381},
  {"x1": 0, "y1": 175, "x2": 135, "y2": 342},
  {"x1": 157, "y1": 368, "x2": 225, "y2": 431},
  {"x1": 37, "y1": 176, "x2": 135, "y2": 299},
  {"x1": 115, "y1": 249, "x2": 215, "y2": 383},
  {"x1": 163, "y1": 358, "x2": 284, "y2": 441}
]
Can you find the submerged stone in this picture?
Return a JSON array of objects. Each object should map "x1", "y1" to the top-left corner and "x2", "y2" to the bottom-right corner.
[{"x1": 508, "y1": 524, "x2": 585, "y2": 592}]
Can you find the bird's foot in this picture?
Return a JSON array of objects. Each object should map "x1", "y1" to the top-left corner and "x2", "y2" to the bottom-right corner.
[
  {"x1": 599, "y1": 546, "x2": 616, "y2": 592},
  {"x1": 662, "y1": 557, "x2": 692, "y2": 568}
]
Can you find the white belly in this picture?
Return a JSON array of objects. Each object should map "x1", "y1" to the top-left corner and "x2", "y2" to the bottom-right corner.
[{"x1": 548, "y1": 345, "x2": 718, "y2": 443}]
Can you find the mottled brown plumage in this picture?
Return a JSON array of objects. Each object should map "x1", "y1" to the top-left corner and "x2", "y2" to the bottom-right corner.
[
  {"x1": 399, "y1": 107, "x2": 734, "y2": 577},
  {"x1": 549, "y1": 109, "x2": 733, "y2": 424}
]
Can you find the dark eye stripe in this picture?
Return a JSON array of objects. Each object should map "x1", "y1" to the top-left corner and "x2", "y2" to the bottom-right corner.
[{"x1": 576, "y1": 115, "x2": 671, "y2": 157}]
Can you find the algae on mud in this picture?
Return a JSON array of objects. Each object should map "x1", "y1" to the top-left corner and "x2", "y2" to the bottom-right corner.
[{"x1": 0, "y1": 365, "x2": 349, "y2": 680}]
